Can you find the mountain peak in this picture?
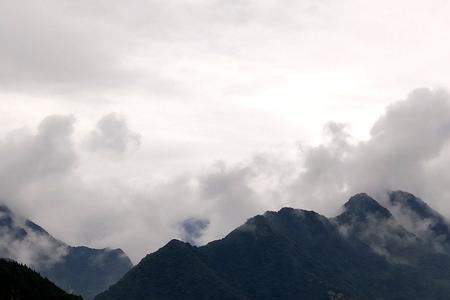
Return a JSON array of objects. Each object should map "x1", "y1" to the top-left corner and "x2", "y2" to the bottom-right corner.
[
  {"x1": 94, "y1": 191, "x2": 450, "y2": 300},
  {"x1": 342, "y1": 193, "x2": 392, "y2": 220},
  {"x1": 166, "y1": 239, "x2": 192, "y2": 248},
  {"x1": 263, "y1": 207, "x2": 329, "y2": 228},
  {"x1": 388, "y1": 190, "x2": 437, "y2": 220},
  {"x1": 388, "y1": 190, "x2": 450, "y2": 243}
]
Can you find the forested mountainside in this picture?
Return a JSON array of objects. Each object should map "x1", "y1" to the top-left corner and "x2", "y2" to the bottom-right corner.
[{"x1": 0, "y1": 258, "x2": 83, "y2": 300}]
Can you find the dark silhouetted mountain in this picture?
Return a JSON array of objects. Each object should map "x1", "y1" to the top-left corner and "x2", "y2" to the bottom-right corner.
[
  {"x1": 94, "y1": 191, "x2": 450, "y2": 300},
  {"x1": 0, "y1": 204, "x2": 133, "y2": 299},
  {"x1": 0, "y1": 258, "x2": 83, "y2": 300},
  {"x1": 42, "y1": 245, "x2": 133, "y2": 300},
  {"x1": 336, "y1": 193, "x2": 392, "y2": 222}
]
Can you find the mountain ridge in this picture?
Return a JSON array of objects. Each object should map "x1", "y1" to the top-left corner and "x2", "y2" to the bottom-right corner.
[
  {"x1": 0, "y1": 203, "x2": 133, "y2": 299},
  {"x1": 94, "y1": 191, "x2": 450, "y2": 300}
]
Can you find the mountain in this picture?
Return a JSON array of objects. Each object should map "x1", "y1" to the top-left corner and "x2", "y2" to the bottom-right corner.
[
  {"x1": 94, "y1": 191, "x2": 450, "y2": 300},
  {"x1": 388, "y1": 190, "x2": 450, "y2": 246},
  {"x1": 333, "y1": 193, "x2": 421, "y2": 263},
  {"x1": 95, "y1": 192, "x2": 450, "y2": 300},
  {"x1": 0, "y1": 258, "x2": 83, "y2": 300},
  {"x1": 0, "y1": 204, "x2": 133, "y2": 299}
]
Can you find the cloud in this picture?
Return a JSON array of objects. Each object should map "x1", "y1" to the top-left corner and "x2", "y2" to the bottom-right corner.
[
  {"x1": 0, "y1": 0, "x2": 330, "y2": 98},
  {"x1": 0, "y1": 115, "x2": 77, "y2": 269},
  {"x1": 86, "y1": 113, "x2": 141, "y2": 156},
  {"x1": 75, "y1": 88, "x2": 450, "y2": 260},
  {"x1": 4, "y1": 0, "x2": 450, "y2": 268},
  {"x1": 0, "y1": 1, "x2": 140, "y2": 95},
  {"x1": 0, "y1": 206, "x2": 68, "y2": 270},
  {"x1": 4, "y1": 88, "x2": 450, "y2": 264},
  {"x1": 179, "y1": 217, "x2": 210, "y2": 245},
  {"x1": 289, "y1": 88, "x2": 450, "y2": 214},
  {"x1": 0, "y1": 115, "x2": 76, "y2": 200}
]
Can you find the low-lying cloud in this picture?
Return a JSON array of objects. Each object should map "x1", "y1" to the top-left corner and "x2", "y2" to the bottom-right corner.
[
  {"x1": 179, "y1": 217, "x2": 210, "y2": 245},
  {"x1": 0, "y1": 206, "x2": 68, "y2": 270},
  {"x1": 2, "y1": 88, "x2": 450, "y2": 263}
]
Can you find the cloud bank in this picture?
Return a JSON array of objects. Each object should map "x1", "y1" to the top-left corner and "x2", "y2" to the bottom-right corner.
[{"x1": 2, "y1": 88, "x2": 450, "y2": 263}]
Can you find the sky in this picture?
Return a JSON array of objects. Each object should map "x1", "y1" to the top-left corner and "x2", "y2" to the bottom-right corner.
[{"x1": 2, "y1": 0, "x2": 450, "y2": 263}]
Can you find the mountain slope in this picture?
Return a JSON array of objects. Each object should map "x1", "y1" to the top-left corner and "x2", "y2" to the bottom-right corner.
[
  {"x1": 97, "y1": 239, "x2": 248, "y2": 300},
  {"x1": 333, "y1": 193, "x2": 420, "y2": 263},
  {"x1": 95, "y1": 210, "x2": 361, "y2": 300},
  {"x1": 388, "y1": 190, "x2": 450, "y2": 246},
  {"x1": 0, "y1": 258, "x2": 83, "y2": 300},
  {"x1": 95, "y1": 192, "x2": 450, "y2": 300},
  {"x1": 0, "y1": 205, "x2": 133, "y2": 299}
]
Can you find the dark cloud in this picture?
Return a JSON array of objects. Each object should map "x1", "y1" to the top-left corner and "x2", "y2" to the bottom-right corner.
[
  {"x1": 86, "y1": 113, "x2": 141, "y2": 156},
  {"x1": 179, "y1": 217, "x2": 210, "y2": 245}
]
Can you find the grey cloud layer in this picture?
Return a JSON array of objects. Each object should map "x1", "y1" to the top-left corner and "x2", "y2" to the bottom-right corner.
[
  {"x1": 2, "y1": 89, "x2": 450, "y2": 263},
  {"x1": 0, "y1": 0, "x2": 325, "y2": 96}
]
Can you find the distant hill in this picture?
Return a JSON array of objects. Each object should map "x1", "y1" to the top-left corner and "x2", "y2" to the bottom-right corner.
[
  {"x1": 0, "y1": 205, "x2": 133, "y2": 299},
  {"x1": 95, "y1": 191, "x2": 450, "y2": 300},
  {"x1": 0, "y1": 258, "x2": 83, "y2": 300}
]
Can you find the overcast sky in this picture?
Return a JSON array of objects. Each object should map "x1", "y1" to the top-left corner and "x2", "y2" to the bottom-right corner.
[{"x1": 2, "y1": 0, "x2": 450, "y2": 262}]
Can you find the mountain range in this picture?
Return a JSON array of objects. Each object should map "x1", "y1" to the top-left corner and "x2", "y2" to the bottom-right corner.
[
  {"x1": 0, "y1": 204, "x2": 133, "y2": 299},
  {"x1": 95, "y1": 191, "x2": 450, "y2": 300},
  {"x1": 3, "y1": 190, "x2": 450, "y2": 300}
]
